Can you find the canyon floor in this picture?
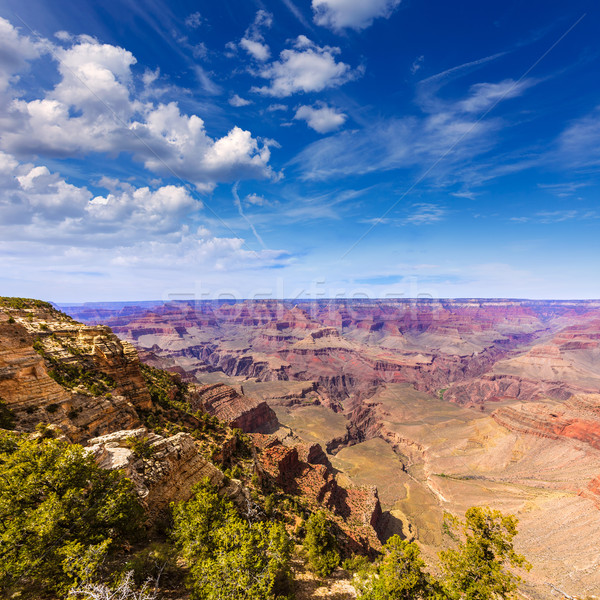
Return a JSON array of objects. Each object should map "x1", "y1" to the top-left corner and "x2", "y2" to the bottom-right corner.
[{"x1": 62, "y1": 299, "x2": 600, "y2": 599}]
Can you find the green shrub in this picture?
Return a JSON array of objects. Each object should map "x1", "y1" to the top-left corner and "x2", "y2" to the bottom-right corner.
[
  {"x1": 172, "y1": 480, "x2": 292, "y2": 600},
  {"x1": 140, "y1": 363, "x2": 190, "y2": 412},
  {"x1": 303, "y1": 510, "x2": 340, "y2": 577},
  {"x1": 354, "y1": 536, "x2": 433, "y2": 600},
  {"x1": 0, "y1": 431, "x2": 144, "y2": 596},
  {"x1": 354, "y1": 507, "x2": 530, "y2": 600},
  {"x1": 126, "y1": 435, "x2": 156, "y2": 459},
  {"x1": 438, "y1": 507, "x2": 531, "y2": 600}
]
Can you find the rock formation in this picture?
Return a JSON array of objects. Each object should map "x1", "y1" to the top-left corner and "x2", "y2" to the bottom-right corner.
[{"x1": 192, "y1": 382, "x2": 279, "y2": 433}]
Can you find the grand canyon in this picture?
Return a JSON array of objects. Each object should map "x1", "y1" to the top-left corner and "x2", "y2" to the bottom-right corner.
[{"x1": 54, "y1": 298, "x2": 600, "y2": 599}]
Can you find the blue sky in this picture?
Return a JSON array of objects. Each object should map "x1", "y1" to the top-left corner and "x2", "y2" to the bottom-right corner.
[{"x1": 0, "y1": 0, "x2": 598, "y2": 302}]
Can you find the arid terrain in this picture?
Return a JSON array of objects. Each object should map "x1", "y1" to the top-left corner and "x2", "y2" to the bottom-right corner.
[{"x1": 61, "y1": 299, "x2": 600, "y2": 599}]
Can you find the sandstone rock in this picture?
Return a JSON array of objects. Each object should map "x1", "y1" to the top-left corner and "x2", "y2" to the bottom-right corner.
[
  {"x1": 192, "y1": 382, "x2": 279, "y2": 433},
  {"x1": 87, "y1": 428, "x2": 248, "y2": 517}
]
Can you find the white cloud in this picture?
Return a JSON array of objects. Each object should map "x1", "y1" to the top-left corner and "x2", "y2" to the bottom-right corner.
[
  {"x1": 312, "y1": 0, "x2": 401, "y2": 31},
  {"x1": 229, "y1": 94, "x2": 252, "y2": 107},
  {"x1": 294, "y1": 103, "x2": 347, "y2": 133},
  {"x1": 458, "y1": 79, "x2": 534, "y2": 113},
  {"x1": 266, "y1": 103, "x2": 288, "y2": 112},
  {"x1": 245, "y1": 193, "x2": 269, "y2": 206},
  {"x1": 405, "y1": 203, "x2": 446, "y2": 225},
  {"x1": 240, "y1": 10, "x2": 272, "y2": 62},
  {"x1": 0, "y1": 150, "x2": 291, "y2": 299},
  {"x1": 510, "y1": 210, "x2": 597, "y2": 224},
  {"x1": 558, "y1": 107, "x2": 600, "y2": 166},
  {"x1": 0, "y1": 151, "x2": 200, "y2": 235},
  {"x1": 0, "y1": 17, "x2": 46, "y2": 93},
  {"x1": 185, "y1": 12, "x2": 203, "y2": 28},
  {"x1": 411, "y1": 55, "x2": 424, "y2": 74},
  {"x1": 0, "y1": 26, "x2": 275, "y2": 191},
  {"x1": 252, "y1": 36, "x2": 358, "y2": 97},
  {"x1": 292, "y1": 59, "x2": 537, "y2": 183},
  {"x1": 240, "y1": 38, "x2": 271, "y2": 62}
]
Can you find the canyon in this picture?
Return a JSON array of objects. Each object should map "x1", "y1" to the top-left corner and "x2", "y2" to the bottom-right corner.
[{"x1": 59, "y1": 298, "x2": 600, "y2": 599}]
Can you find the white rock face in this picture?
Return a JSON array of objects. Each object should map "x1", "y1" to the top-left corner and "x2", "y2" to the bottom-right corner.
[{"x1": 86, "y1": 428, "x2": 248, "y2": 515}]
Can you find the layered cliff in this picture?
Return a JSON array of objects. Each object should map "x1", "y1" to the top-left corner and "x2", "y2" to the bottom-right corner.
[
  {"x1": 192, "y1": 382, "x2": 279, "y2": 433},
  {"x1": 0, "y1": 299, "x2": 149, "y2": 442},
  {"x1": 0, "y1": 297, "x2": 385, "y2": 559}
]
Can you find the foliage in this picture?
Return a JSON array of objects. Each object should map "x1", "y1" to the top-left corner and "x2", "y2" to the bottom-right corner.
[
  {"x1": 355, "y1": 536, "x2": 435, "y2": 600},
  {"x1": 33, "y1": 340, "x2": 116, "y2": 396},
  {"x1": 122, "y1": 542, "x2": 183, "y2": 587},
  {"x1": 140, "y1": 363, "x2": 190, "y2": 412},
  {"x1": 126, "y1": 436, "x2": 156, "y2": 459},
  {"x1": 438, "y1": 507, "x2": 530, "y2": 600},
  {"x1": 0, "y1": 296, "x2": 54, "y2": 310},
  {"x1": 0, "y1": 398, "x2": 15, "y2": 430},
  {"x1": 303, "y1": 510, "x2": 340, "y2": 577},
  {"x1": 354, "y1": 507, "x2": 530, "y2": 600},
  {"x1": 0, "y1": 431, "x2": 144, "y2": 596},
  {"x1": 172, "y1": 480, "x2": 292, "y2": 600}
]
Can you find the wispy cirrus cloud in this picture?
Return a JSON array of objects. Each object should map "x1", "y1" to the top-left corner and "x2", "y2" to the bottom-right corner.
[
  {"x1": 360, "y1": 202, "x2": 446, "y2": 226},
  {"x1": 291, "y1": 51, "x2": 537, "y2": 184},
  {"x1": 511, "y1": 210, "x2": 597, "y2": 224}
]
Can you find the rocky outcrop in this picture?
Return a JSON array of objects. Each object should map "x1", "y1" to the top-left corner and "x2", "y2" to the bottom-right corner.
[
  {"x1": 192, "y1": 382, "x2": 279, "y2": 433},
  {"x1": 86, "y1": 428, "x2": 249, "y2": 517},
  {"x1": 0, "y1": 313, "x2": 145, "y2": 442},
  {"x1": 256, "y1": 435, "x2": 383, "y2": 554}
]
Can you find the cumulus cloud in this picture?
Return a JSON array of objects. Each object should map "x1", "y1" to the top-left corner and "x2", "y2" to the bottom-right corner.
[
  {"x1": 252, "y1": 36, "x2": 358, "y2": 97},
  {"x1": 240, "y1": 10, "x2": 272, "y2": 62},
  {"x1": 0, "y1": 21, "x2": 275, "y2": 191},
  {"x1": 185, "y1": 12, "x2": 203, "y2": 28},
  {"x1": 0, "y1": 149, "x2": 291, "y2": 299},
  {"x1": 240, "y1": 38, "x2": 271, "y2": 62},
  {"x1": 0, "y1": 17, "x2": 46, "y2": 94},
  {"x1": 0, "y1": 151, "x2": 200, "y2": 236},
  {"x1": 312, "y1": 0, "x2": 401, "y2": 31},
  {"x1": 245, "y1": 193, "x2": 270, "y2": 206},
  {"x1": 294, "y1": 103, "x2": 347, "y2": 133}
]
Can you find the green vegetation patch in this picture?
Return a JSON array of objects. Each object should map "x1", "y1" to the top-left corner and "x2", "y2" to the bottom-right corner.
[
  {"x1": 33, "y1": 338, "x2": 116, "y2": 396},
  {"x1": 172, "y1": 480, "x2": 292, "y2": 600},
  {"x1": 303, "y1": 510, "x2": 340, "y2": 577},
  {"x1": 0, "y1": 297, "x2": 54, "y2": 311},
  {"x1": 140, "y1": 363, "x2": 190, "y2": 412},
  {"x1": 354, "y1": 506, "x2": 530, "y2": 600},
  {"x1": 0, "y1": 430, "x2": 144, "y2": 596}
]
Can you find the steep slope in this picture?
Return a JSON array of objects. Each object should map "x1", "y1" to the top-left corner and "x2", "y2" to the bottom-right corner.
[{"x1": 0, "y1": 297, "x2": 385, "y2": 564}]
